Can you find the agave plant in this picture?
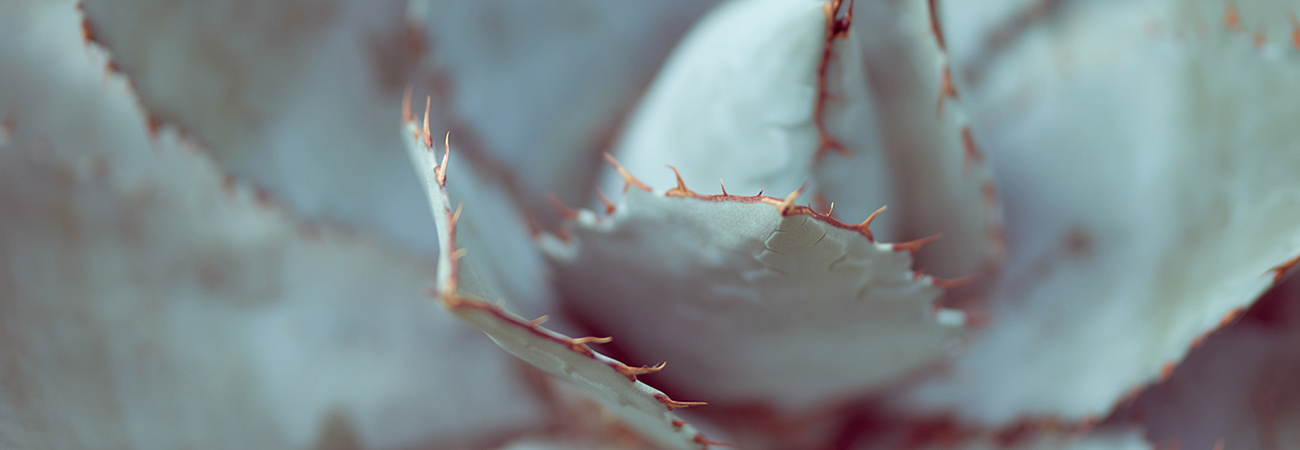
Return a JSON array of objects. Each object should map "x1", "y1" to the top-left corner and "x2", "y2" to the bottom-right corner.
[{"x1": 2, "y1": 0, "x2": 1299, "y2": 449}]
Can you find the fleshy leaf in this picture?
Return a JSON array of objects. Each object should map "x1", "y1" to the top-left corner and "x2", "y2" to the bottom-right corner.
[
  {"x1": 1116, "y1": 274, "x2": 1300, "y2": 450},
  {"x1": 78, "y1": 0, "x2": 439, "y2": 253},
  {"x1": 0, "y1": 3, "x2": 548, "y2": 447},
  {"x1": 541, "y1": 161, "x2": 967, "y2": 414},
  {"x1": 603, "y1": 0, "x2": 999, "y2": 279},
  {"x1": 402, "y1": 113, "x2": 727, "y2": 450},
  {"x1": 902, "y1": 0, "x2": 1300, "y2": 425},
  {"x1": 413, "y1": 0, "x2": 723, "y2": 214}
]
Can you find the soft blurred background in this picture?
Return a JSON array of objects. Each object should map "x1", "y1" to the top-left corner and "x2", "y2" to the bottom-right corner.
[{"x1": 2, "y1": 0, "x2": 1300, "y2": 449}]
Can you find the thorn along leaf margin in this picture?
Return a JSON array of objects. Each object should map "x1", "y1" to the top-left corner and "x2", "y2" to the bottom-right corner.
[{"x1": 401, "y1": 94, "x2": 731, "y2": 450}]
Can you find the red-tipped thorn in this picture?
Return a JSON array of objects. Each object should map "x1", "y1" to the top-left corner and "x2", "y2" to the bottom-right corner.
[
  {"x1": 568, "y1": 336, "x2": 612, "y2": 357},
  {"x1": 570, "y1": 336, "x2": 613, "y2": 346},
  {"x1": 434, "y1": 132, "x2": 451, "y2": 186},
  {"x1": 671, "y1": 419, "x2": 690, "y2": 428},
  {"x1": 856, "y1": 205, "x2": 887, "y2": 241},
  {"x1": 665, "y1": 165, "x2": 696, "y2": 197},
  {"x1": 545, "y1": 194, "x2": 579, "y2": 220},
  {"x1": 894, "y1": 234, "x2": 942, "y2": 253},
  {"x1": 1269, "y1": 254, "x2": 1300, "y2": 283},
  {"x1": 719, "y1": 179, "x2": 729, "y2": 196},
  {"x1": 422, "y1": 97, "x2": 433, "y2": 149},
  {"x1": 595, "y1": 189, "x2": 617, "y2": 215},
  {"x1": 451, "y1": 203, "x2": 463, "y2": 226},
  {"x1": 654, "y1": 393, "x2": 707, "y2": 411},
  {"x1": 528, "y1": 315, "x2": 550, "y2": 327},
  {"x1": 778, "y1": 184, "x2": 807, "y2": 216},
  {"x1": 603, "y1": 153, "x2": 651, "y2": 192},
  {"x1": 613, "y1": 362, "x2": 666, "y2": 381}
]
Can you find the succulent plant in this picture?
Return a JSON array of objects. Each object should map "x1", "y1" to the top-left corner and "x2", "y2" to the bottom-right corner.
[{"x1": 3, "y1": 0, "x2": 1300, "y2": 449}]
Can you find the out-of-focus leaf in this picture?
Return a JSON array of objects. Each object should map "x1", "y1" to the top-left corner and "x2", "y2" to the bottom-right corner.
[
  {"x1": 0, "y1": 4, "x2": 548, "y2": 448},
  {"x1": 903, "y1": 0, "x2": 1300, "y2": 425}
]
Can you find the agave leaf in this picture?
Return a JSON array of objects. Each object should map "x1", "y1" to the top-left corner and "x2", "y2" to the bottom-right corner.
[
  {"x1": 1116, "y1": 274, "x2": 1300, "y2": 450},
  {"x1": 402, "y1": 95, "x2": 556, "y2": 318},
  {"x1": 78, "y1": 0, "x2": 439, "y2": 253},
  {"x1": 414, "y1": 0, "x2": 723, "y2": 211},
  {"x1": 540, "y1": 159, "x2": 966, "y2": 415},
  {"x1": 604, "y1": 0, "x2": 999, "y2": 280},
  {"x1": 403, "y1": 111, "x2": 727, "y2": 450},
  {"x1": 903, "y1": 0, "x2": 1300, "y2": 425},
  {"x1": 0, "y1": 4, "x2": 547, "y2": 448}
]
